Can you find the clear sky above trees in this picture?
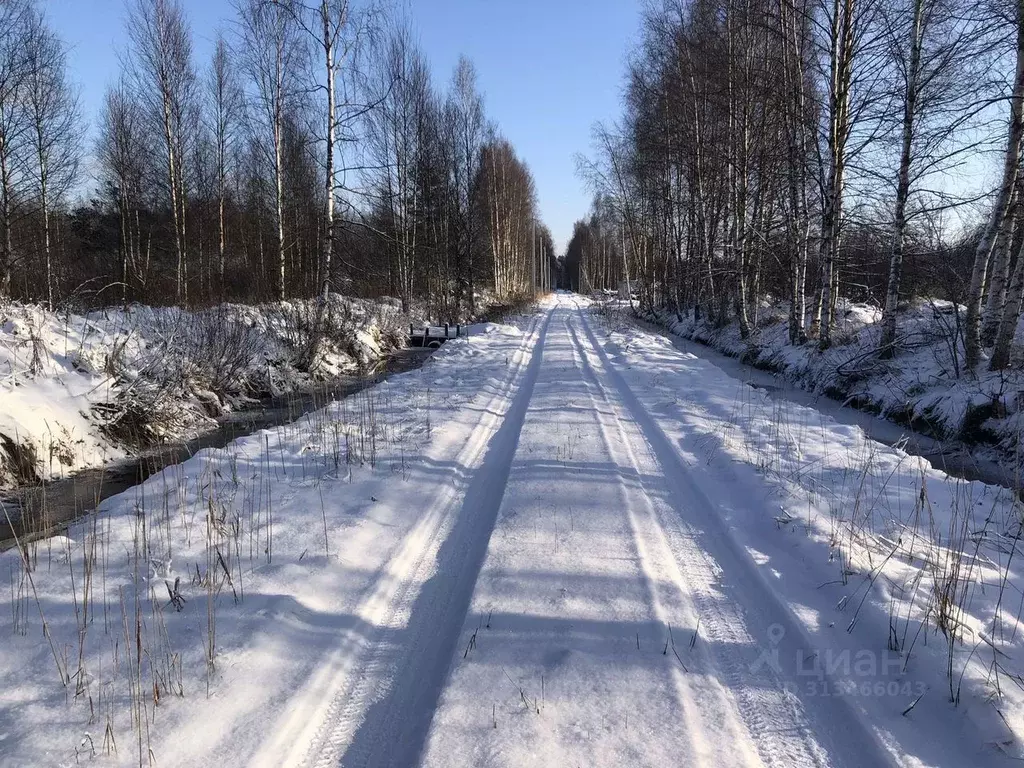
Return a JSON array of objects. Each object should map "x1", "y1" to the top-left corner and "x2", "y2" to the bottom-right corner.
[{"x1": 46, "y1": 0, "x2": 640, "y2": 253}]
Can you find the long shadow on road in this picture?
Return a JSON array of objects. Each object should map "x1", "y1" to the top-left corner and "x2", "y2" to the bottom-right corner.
[{"x1": 338, "y1": 311, "x2": 553, "y2": 768}]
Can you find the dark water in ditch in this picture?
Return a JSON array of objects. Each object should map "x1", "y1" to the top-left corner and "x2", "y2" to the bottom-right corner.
[{"x1": 0, "y1": 348, "x2": 434, "y2": 548}]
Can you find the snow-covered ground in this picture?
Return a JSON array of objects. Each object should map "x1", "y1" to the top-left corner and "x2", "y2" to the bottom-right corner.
[
  {"x1": 0, "y1": 295, "x2": 411, "y2": 488},
  {"x1": 643, "y1": 298, "x2": 1024, "y2": 468},
  {"x1": 1, "y1": 294, "x2": 1022, "y2": 766}
]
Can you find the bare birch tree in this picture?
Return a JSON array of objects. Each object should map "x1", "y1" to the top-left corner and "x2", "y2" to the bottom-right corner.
[
  {"x1": 365, "y1": 25, "x2": 431, "y2": 311},
  {"x1": 208, "y1": 33, "x2": 241, "y2": 298},
  {"x1": 878, "y1": 0, "x2": 989, "y2": 356},
  {"x1": 447, "y1": 57, "x2": 487, "y2": 315},
  {"x1": 125, "y1": 0, "x2": 197, "y2": 303},
  {"x1": 964, "y1": 0, "x2": 1024, "y2": 369},
  {"x1": 0, "y1": 0, "x2": 31, "y2": 296},
  {"x1": 237, "y1": 0, "x2": 302, "y2": 301},
  {"x1": 98, "y1": 79, "x2": 153, "y2": 300},
  {"x1": 23, "y1": 8, "x2": 81, "y2": 308}
]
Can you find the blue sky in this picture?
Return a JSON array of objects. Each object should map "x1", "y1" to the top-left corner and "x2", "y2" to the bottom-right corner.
[{"x1": 45, "y1": 0, "x2": 642, "y2": 253}]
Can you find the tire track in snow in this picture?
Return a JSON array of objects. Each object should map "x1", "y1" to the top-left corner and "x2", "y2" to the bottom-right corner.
[
  {"x1": 574, "y1": 304, "x2": 897, "y2": 768},
  {"x1": 561, "y1": 308, "x2": 763, "y2": 766},
  {"x1": 329, "y1": 309, "x2": 552, "y2": 768},
  {"x1": 567, "y1": 307, "x2": 826, "y2": 767},
  {"x1": 566, "y1": 304, "x2": 813, "y2": 766},
  {"x1": 252, "y1": 308, "x2": 551, "y2": 768},
  {"x1": 321, "y1": 308, "x2": 552, "y2": 768}
]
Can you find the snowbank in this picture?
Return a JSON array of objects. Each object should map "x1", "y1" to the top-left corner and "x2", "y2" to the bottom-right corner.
[
  {"x1": 0, "y1": 295, "x2": 413, "y2": 488},
  {"x1": 638, "y1": 298, "x2": 1024, "y2": 467}
]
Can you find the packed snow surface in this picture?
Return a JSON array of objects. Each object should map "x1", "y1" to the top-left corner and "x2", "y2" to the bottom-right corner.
[{"x1": 1, "y1": 294, "x2": 1022, "y2": 767}]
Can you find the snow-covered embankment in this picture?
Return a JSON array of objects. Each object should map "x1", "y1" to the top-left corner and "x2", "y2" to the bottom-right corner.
[{"x1": 0, "y1": 295, "x2": 411, "y2": 488}]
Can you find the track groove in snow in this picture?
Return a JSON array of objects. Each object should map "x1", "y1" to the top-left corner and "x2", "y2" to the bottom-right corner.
[
  {"x1": 420, "y1": 300, "x2": 915, "y2": 767},
  {"x1": 568, "y1": 305, "x2": 828, "y2": 766},
  {"x1": 421, "y1": 301, "x2": 779, "y2": 766},
  {"x1": 574, "y1": 304, "x2": 898, "y2": 766},
  {"x1": 253, "y1": 309, "x2": 551, "y2": 768},
  {"x1": 561, "y1": 308, "x2": 761, "y2": 765}
]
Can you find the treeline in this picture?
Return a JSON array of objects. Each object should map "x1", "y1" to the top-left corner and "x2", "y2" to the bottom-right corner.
[
  {"x1": 0, "y1": 0, "x2": 556, "y2": 320},
  {"x1": 575, "y1": 0, "x2": 1024, "y2": 371}
]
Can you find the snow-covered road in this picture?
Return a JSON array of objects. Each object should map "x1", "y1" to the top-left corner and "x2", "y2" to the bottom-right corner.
[
  {"x1": 421, "y1": 299, "x2": 882, "y2": 767},
  {"x1": 3, "y1": 294, "x2": 1019, "y2": 767},
  {"x1": 253, "y1": 296, "x2": 1007, "y2": 767},
  {"x1": 251, "y1": 306, "x2": 553, "y2": 768}
]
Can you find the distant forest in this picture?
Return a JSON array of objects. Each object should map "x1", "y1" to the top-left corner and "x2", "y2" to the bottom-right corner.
[{"x1": 0, "y1": 0, "x2": 557, "y2": 320}]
